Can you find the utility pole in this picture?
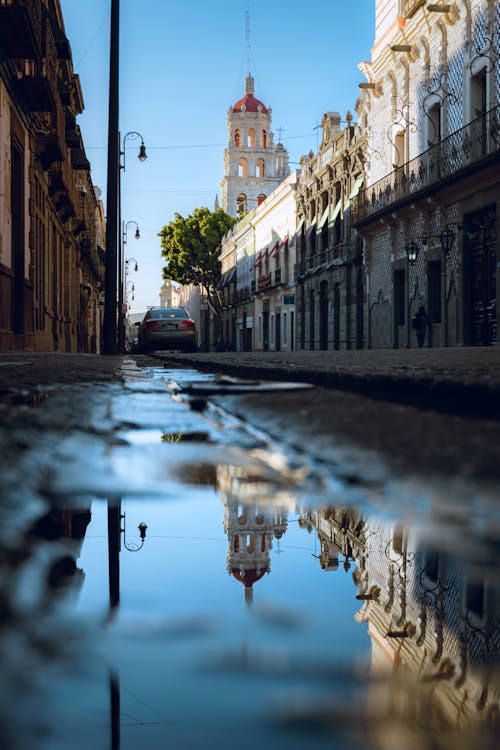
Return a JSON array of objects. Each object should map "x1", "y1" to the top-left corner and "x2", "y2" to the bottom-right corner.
[{"x1": 103, "y1": 0, "x2": 120, "y2": 354}]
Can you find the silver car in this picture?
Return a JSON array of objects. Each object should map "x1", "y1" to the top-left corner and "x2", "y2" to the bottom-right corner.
[{"x1": 137, "y1": 307, "x2": 197, "y2": 353}]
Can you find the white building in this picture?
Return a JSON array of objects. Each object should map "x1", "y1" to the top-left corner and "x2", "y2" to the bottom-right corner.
[{"x1": 353, "y1": 0, "x2": 499, "y2": 348}]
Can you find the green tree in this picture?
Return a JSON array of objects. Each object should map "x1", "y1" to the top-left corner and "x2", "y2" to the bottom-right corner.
[{"x1": 159, "y1": 207, "x2": 236, "y2": 318}]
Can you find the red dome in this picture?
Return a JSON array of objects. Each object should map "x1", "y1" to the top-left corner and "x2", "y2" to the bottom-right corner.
[
  {"x1": 231, "y1": 568, "x2": 266, "y2": 587},
  {"x1": 232, "y1": 93, "x2": 268, "y2": 114}
]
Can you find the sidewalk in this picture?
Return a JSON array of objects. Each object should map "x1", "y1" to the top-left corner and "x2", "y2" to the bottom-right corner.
[{"x1": 148, "y1": 347, "x2": 500, "y2": 418}]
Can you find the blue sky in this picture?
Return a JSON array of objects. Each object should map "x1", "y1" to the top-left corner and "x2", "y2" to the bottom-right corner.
[{"x1": 60, "y1": 1, "x2": 375, "y2": 314}]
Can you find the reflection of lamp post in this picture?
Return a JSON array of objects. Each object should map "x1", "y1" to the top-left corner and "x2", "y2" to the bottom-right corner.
[
  {"x1": 440, "y1": 226, "x2": 455, "y2": 347},
  {"x1": 120, "y1": 513, "x2": 148, "y2": 551},
  {"x1": 126, "y1": 280, "x2": 135, "y2": 303}
]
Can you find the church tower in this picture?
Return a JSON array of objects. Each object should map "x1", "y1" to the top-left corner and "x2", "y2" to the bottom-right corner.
[{"x1": 221, "y1": 16, "x2": 289, "y2": 217}]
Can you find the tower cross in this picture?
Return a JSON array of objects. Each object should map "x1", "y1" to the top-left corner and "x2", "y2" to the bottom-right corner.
[{"x1": 276, "y1": 125, "x2": 284, "y2": 142}]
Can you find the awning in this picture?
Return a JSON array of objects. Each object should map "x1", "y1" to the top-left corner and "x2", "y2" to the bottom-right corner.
[
  {"x1": 295, "y1": 217, "x2": 305, "y2": 234},
  {"x1": 268, "y1": 240, "x2": 280, "y2": 259},
  {"x1": 328, "y1": 199, "x2": 342, "y2": 226},
  {"x1": 218, "y1": 267, "x2": 236, "y2": 289},
  {"x1": 271, "y1": 235, "x2": 288, "y2": 258},
  {"x1": 348, "y1": 175, "x2": 364, "y2": 200},
  {"x1": 316, "y1": 205, "x2": 330, "y2": 233},
  {"x1": 305, "y1": 217, "x2": 317, "y2": 239}
]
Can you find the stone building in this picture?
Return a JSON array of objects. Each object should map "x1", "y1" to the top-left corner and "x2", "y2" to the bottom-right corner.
[
  {"x1": 0, "y1": 0, "x2": 104, "y2": 352},
  {"x1": 352, "y1": 0, "x2": 499, "y2": 348},
  {"x1": 221, "y1": 73, "x2": 290, "y2": 218},
  {"x1": 295, "y1": 111, "x2": 367, "y2": 350},
  {"x1": 219, "y1": 208, "x2": 255, "y2": 351}
]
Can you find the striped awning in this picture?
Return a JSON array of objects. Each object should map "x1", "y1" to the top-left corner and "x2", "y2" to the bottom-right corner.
[
  {"x1": 316, "y1": 205, "x2": 330, "y2": 233},
  {"x1": 328, "y1": 199, "x2": 342, "y2": 226}
]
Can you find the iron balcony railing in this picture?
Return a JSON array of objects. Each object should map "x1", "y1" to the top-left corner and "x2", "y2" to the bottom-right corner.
[{"x1": 352, "y1": 105, "x2": 500, "y2": 224}]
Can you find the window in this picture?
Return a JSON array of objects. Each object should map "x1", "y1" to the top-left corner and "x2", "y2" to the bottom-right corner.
[
  {"x1": 234, "y1": 129, "x2": 240, "y2": 147},
  {"x1": 257, "y1": 193, "x2": 266, "y2": 206},
  {"x1": 247, "y1": 128, "x2": 256, "y2": 147},
  {"x1": 283, "y1": 312, "x2": 287, "y2": 344},
  {"x1": 258, "y1": 315, "x2": 262, "y2": 343},
  {"x1": 256, "y1": 158, "x2": 265, "y2": 177},
  {"x1": 270, "y1": 314, "x2": 274, "y2": 344},
  {"x1": 262, "y1": 129, "x2": 267, "y2": 148},
  {"x1": 237, "y1": 159, "x2": 248, "y2": 177},
  {"x1": 427, "y1": 260, "x2": 442, "y2": 323}
]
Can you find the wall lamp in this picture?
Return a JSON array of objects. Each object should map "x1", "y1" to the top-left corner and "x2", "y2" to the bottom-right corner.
[
  {"x1": 439, "y1": 225, "x2": 455, "y2": 254},
  {"x1": 120, "y1": 513, "x2": 148, "y2": 551},
  {"x1": 405, "y1": 240, "x2": 419, "y2": 264}
]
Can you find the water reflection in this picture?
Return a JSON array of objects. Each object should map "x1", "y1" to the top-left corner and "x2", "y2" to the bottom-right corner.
[
  {"x1": 1, "y1": 466, "x2": 499, "y2": 749},
  {"x1": 301, "y1": 505, "x2": 500, "y2": 748}
]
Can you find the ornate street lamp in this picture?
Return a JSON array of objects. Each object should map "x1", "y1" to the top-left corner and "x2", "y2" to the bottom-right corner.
[
  {"x1": 120, "y1": 131, "x2": 147, "y2": 171},
  {"x1": 439, "y1": 225, "x2": 455, "y2": 254},
  {"x1": 405, "y1": 240, "x2": 419, "y2": 264}
]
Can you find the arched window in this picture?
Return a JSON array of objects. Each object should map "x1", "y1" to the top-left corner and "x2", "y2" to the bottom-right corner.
[
  {"x1": 262, "y1": 129, "x2": 267, "y2": 148},
  {"x1": 234, "y1": 129, "x2": 240, "y2": 147},
  {"x1": 247, "y1": 128, "x2": 256, "y2": 147},
  {"x1": 257, "y1": 193, "x2": 266, "y2": 206},
  {"x1": 236, "y1": 193, "x2": 247, "y2": 214},
  {"x1": 238, "y1": 158, "x2": 248, "y2": 177},
  {"x1": 256, "y1": 159, "x2": 265, "y2": 177}
]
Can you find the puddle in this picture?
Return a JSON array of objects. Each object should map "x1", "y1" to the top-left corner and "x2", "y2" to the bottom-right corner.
[{"x1": 0, "y1": 365, "x2": 499, "y2": 749}]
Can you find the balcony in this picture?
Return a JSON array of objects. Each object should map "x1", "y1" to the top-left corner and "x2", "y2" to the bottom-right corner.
[
  {"x1": 36, "y1": 102, "x2": 66, "y2": 170},
  {"x1": 352, "y1": 106, "x2": 500, "y2": 225},
  {"x1": 257, "y1": 273, "x2": 272, "y2": 292},
  {"x1": 0, "y1": 0, "x2": 42, "y2": 58},
  {"x1": 16, "y1": 58, "x2": 54, "y2": 111}
]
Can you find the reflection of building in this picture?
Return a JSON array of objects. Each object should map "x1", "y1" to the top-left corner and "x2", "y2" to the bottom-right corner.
[
  {"x1": 159, "y1": 280, "x2": 174, "y2": 307},
  {"x1": 219, "y1": 466, "x2": 288, "y2": 605},
  {"x1": 303, "y1": 506, "x2": 500, "y2": 744}
]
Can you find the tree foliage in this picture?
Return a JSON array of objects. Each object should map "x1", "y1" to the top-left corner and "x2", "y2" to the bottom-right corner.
[{"x1": 159, "y1": 207, "x2": 236, "y2": 315}]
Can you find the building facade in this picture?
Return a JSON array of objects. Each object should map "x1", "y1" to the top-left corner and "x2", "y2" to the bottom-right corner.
[
  {"x1": 0, "y1": 0, "x2": 104, "y2": 352},
  {"x1": 221, "y1": 73, "x2": 290, "y2": 218},
  {"x1": 295, "y1": 111, "x2": 367, "y2": 350},
  {"x1": 352, "y1": 0, "x2": 499, "y2": 349}
]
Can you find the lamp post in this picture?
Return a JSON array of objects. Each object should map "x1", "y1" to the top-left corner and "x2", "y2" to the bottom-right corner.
[
  {"x1": 440, "y1": 226, "x2": 455, "y2": 347},
  {"x1": 102, "y1": 0, "x2": 120, "y2": 354},
  {"x1": 117, "y1": 135, "x2": 147, "y2": 353}
]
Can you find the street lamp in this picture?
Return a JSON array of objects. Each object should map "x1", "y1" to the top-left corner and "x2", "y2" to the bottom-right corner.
[
  {"x1": 405, "y1": 240, "x2": 419, "y2": 264},
  {"x1": 439, "y1": 225, "x2": 455, "y2": 254},
  {"x1": 125, "y1": 257, "x2": 139, "y2": 274},
  {"x1": 120, "y1": 131, "x2": 147, "y2": 171}
]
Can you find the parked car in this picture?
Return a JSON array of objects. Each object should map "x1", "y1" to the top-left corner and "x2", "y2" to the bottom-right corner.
[{"x1": 136, "y1": 307, "x2": 197, "y2": 353}]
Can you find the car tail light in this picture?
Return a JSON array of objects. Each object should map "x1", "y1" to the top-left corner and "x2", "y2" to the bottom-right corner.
[
  {"x1": 180, "y1": 319, "x2": 195, "y2": 329},
  {"x1": 146, "y1": 321, "x2": 158, "y2": 328}
]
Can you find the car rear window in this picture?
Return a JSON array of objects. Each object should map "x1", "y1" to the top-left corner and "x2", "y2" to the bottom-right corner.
[{"x1": 150, "y1": 308, "x2": 189, "y2": 319}]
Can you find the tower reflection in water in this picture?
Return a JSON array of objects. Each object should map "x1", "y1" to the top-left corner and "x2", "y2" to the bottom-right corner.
[{"x1": 300, "y1": 505, "x2": 500, "y2": 749}]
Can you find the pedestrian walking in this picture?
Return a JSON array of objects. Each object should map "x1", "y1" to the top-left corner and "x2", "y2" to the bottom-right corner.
[{"x1": 412, "y1": 305, "x2": 432, "y2": 348}]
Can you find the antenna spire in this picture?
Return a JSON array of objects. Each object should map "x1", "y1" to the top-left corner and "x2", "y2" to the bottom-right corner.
[{"x1": 245, "y1": 10, "x2": 251, "y2": 76}]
